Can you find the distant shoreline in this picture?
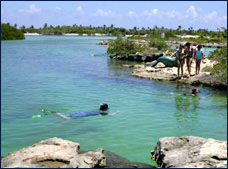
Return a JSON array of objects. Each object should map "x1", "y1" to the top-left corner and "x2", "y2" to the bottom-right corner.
[{"x1": 24, "y1": 33, "x2": 115, "y2": 36}]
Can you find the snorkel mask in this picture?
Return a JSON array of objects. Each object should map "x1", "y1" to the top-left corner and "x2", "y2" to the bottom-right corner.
[{"x1": 100, "y1": 103, "x2": 109, "y2": 112}]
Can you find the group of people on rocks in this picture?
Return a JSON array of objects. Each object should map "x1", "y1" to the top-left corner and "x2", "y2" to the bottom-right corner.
[{"x1": 173, "y1": 42, "x2": 205, "y2": 80}]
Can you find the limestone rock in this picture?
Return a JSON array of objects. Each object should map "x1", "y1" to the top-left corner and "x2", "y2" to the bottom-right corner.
[
  {"x1": 1, "y1": 137, "x2": 106, "y2": 168},
  {"x1": 151, "y1": 136, "x2": 227, "y2": 168},
  {"x1": 131, "y1": 58, "x2": 226, "y2": 88},
  {"x1": 79, "y1": 151, "x2": 156, "y2": 168}
]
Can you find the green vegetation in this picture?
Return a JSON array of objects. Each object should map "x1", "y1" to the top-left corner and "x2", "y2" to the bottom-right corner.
[
  {"x1": 106, "y1": 37, "x2": 146, "y2": 55},
  {"x1": 1, "y1": 23, "x2": 25, "y2": 40},
  {"x1": 107, "y1": 37, "x2": 169, "y2": 55},
  {"x1": 148, "y1": 39, "x2": 168, "y2": 50},
  {"x1": 4, "y1": 22, "x2": 225, "y2": 43},
  {"x1": 203, "y1": 48, "x2": 227, "y2": 83}
]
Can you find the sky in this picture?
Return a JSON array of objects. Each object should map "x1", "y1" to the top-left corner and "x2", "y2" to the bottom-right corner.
[{"x1": 1, "y1": 1, "x2": 227, "y2": 31}]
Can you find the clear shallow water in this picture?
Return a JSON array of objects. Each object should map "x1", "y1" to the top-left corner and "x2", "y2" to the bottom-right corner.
[{"x1": 1, "y1": 36, "x2": 227, "y2": 164}]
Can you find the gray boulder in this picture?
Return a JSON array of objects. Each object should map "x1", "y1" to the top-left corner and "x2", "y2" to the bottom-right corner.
[
  {"x1": 151, "y1": 136, "x2": 227, "y2": 168},
  {"x1": 1, "y1": 137, "x2": 106, "y2": 168},
  {"x1": 79, "y1": 150, "x2": 155, "y2": 168}
]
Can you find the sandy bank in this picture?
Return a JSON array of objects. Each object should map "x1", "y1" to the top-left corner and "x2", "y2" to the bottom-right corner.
[{"x1": 24, "y1": 33, "x2": 40, "y2": 36}]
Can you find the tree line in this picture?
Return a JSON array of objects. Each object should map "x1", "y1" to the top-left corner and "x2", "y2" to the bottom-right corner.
[
  {"x1": 7, "y1": 22, "x2": 226, "y2": 39},
  {"x1": 1, "y1": 23, "x2": 25, "y2": 40},
  {"x1": 2, "y1": 22, "x2": 227, "y2": 42}
]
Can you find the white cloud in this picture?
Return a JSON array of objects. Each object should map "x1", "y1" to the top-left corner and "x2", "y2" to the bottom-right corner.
[
  {"x1": 143, "y1": 9, "x2": 158, "y2": 16},
  {"x1": 186, "y1": 5, "x2": 198, "y2": 18},
  {"x1": 93, "y1": 9, "x2": 116, "y2": 17},
  {"x1": 76, "y1": 6, "x2": 83, "y2": 13},
  {"x1": 55, "y1": 7, "x2": 62, "y2": 11},
  {"x1": 203, "y1": 11, "x2": 227, "y2": 24},
  {"x1": 127, "y1": 11, "x2": 137, "y2": 17},
  {"x1": 19, "y1": 4, "x2": 41, "y2": 13},
  {"x1": 197, "y1": 7, "x2": 202, "y2": 12},
  {"x1": 206, "y1": 11, "x2": 217, "y2": 20},
  {"x1": 164, "y1": 10, "x2": 180, "y2": 18}
]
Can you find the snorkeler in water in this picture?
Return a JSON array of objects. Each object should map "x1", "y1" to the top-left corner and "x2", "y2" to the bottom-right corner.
[
  {"x1": 50, "y1": 103, "x2": 120, "y2": 120},
  {"x1": 183, "y1": 88, "x2": 199, "y2": 96}
]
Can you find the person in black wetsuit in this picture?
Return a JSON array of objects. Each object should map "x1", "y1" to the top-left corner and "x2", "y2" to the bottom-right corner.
[{"x1": 54, "y1": 103, "x2": 120, "y2": 120}]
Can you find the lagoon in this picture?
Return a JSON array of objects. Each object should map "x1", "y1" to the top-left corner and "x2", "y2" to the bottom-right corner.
[{"x1": 1, "y1": 36, "x2": 227, "y2": 164}]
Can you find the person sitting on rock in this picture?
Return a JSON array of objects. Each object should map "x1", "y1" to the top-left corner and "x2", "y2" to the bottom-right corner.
[
  {"x1": 53, "y1": 103, "x2": 120, "y2": 120},
  {"x1": 184, "y1": 88, "x2": 199, "y2": 96}
]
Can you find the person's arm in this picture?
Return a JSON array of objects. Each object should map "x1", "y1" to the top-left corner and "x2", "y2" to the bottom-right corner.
[
  {"x1": 107, "y1": 111, "x2": 120, "y2": 116},
  {"x1": 193, "y1": 50, "x2": 196, "y2": 60},
  {"x1": 201, "y1": 51, "x2": 206, "y2": 63},
  {"x1": 55, "y1": 112, "x2": 70, "y2": 119}
]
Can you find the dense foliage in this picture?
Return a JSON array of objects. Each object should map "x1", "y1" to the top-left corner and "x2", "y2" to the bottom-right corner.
[
  {"x1": 1, "y1": 23, "x2": 25, "y2": 40},
  {"x1": 148, "y1": 39, "x2": 168, "y2": 50},
  {"x1": 207, "y1": 48, "x2": 227, "y2": 83},
  {"x1": 13, "y1": 22, "x2": 227, "y2": 43},
  {"x1": 106, "y1": 37, "x2": 146, "y2": 55}
]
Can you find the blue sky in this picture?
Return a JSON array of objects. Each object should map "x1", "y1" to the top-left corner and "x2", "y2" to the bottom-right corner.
[{"x1": 1, "y1": 1, "x2": 227, "y2": 30}]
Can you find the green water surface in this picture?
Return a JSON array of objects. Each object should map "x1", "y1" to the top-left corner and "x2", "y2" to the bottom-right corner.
[{"x1": 1, "y1": 36, "x2": 227, "y2": 164}]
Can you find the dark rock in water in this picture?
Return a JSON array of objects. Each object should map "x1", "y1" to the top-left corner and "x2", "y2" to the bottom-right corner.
[
  {"x1": 102, "y1": 151, "x2": 156, "y2": 168},
  {"x1": 79, "y1": 150, "x2": 155, "y2": 168},
  {"x1": 151, "y1": 136, "x2": 227, "y2": 168},
  {"x1": 109, "y1": 53, "x2": 163, "y2": 62}
]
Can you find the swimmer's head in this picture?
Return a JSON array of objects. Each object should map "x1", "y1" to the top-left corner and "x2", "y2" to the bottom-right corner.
[
  {"x1": 99, "y1": 103, "x2": 109, "y2": 111},
  {"x1": 192, "y1": 88, "x2": 199, "y2": 95}
]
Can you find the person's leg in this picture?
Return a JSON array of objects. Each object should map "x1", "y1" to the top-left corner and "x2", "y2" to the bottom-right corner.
[
  {"x1": 195, "y1": 60, "x2": 198, "y2": 75},
  {"x1": 187, "y1": 58, "x2": 191, "y2": 77},
  {"x1": 189, "y1": 58, "x2": 193, "y2": 76},
  {"x1": 55, "y1": 112, "x2": 70, "y2": 119},
  {"x1": 198, "y1": 59, "x2": 201, "y2": 75},
  {"x1": 181, "y1": 60, "x2": 184, "y2": 79},
  {"x1": 177, "y1": 60, "x2": 180, "y2": 80}
]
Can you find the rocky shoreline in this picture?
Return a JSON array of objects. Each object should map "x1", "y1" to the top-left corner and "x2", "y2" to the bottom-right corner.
[
  {"x1": 97, "y1": 39, "x2": 227, "y2": 48},
  {"x1": 2, "y1": 136, "x2": 227, "y2": 168},
  {"x1": 121, "y1": 57, "x2": 227, "y2": 89}
]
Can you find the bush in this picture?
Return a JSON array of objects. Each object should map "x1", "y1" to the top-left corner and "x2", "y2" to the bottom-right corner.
[
  {"x1": 106, "y1": 37, "x2": 145, "y2": 55},
  {"x1": 148, "y1": 39, "x2": 168, "y2": 50},
  {"x1": 207, "y1": 48, "x2": 227, "y2": 83},
  {"x1": 1, "y1": 24, "x2": 25, "y2": 40}
]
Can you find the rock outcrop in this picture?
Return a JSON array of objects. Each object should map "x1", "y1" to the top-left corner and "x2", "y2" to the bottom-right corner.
[
  {"x1": 151, "y1": 136, "x2": 227, "y2": 168},
  {"x1": 1, "y1": 137, "x2": 155, "y2": 168},
  {"x1": 79, "y1": 151, "x2": 155, "y2": 168},
  {"x1": 110, "y1": 53, "x2": 163, "y2": 62},
  {"x1": 130, "y1": 58, "x2": 226, "y2": 88},
  {"x1": 1, "y1": 137, "x2": 106, "y2": 168}
]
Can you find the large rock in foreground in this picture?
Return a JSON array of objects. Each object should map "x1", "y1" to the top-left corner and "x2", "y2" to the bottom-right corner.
[
  {"x1": 1, "y1": 137, "x2": 106, "y2": 168},
  {"x1": 151, "y1": 136, "x2": 227, "y2": 168},
  {"x1": 2, "y1": 137, "x2": 155, "y2": 168}
]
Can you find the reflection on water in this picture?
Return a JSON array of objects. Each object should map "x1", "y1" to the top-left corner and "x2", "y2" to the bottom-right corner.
[
  {"x1": 174, "y1": 84, "x2": 200, "y2": 123},
  {"x1": 174, "y1": 95, "x2": 200, "y2": 122}
]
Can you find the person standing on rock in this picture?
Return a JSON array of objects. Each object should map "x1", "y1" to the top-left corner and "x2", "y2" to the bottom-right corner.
[
  {"x1": 184, "y1": 42, "x2": 194, "y2": 78},
  {"x1": 176, "y1": 44, "x2": 185, "y2": 80},
  {"x1": 50, "y1": 103, "x2": 120, "y2": 120},
  {"x1": 193, "y1": 45, "x2": 204, "y2": 75}
]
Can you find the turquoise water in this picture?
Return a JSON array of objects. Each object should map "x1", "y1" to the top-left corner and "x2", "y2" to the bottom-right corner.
[{"x1": 1, "y1": 36, "x2": 227, "y2": 164}]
